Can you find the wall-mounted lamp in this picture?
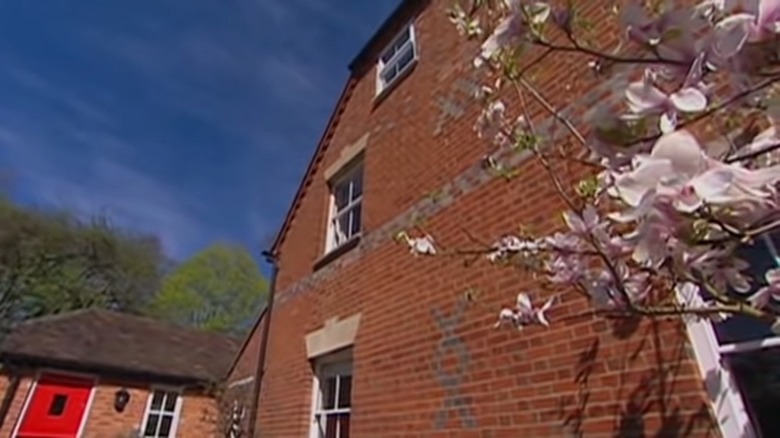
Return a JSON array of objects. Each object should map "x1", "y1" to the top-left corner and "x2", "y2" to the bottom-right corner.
[{"x1": 114, "y1": 388, "x2": 131, "y2": 413}]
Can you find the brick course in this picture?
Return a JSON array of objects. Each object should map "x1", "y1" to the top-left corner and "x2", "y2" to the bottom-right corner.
[{"x1": 242, "y1": 0, "x2": 721, "y2": 437}]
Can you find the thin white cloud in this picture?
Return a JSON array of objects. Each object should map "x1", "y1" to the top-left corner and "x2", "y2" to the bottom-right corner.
[
  {"x1": 0, "y1": 0, "x2": 401, "y2": 261},
  {"x1": 0, "y1": 109, "x2": 205, "y2": 259},
  {"x1": 2, "y1": 66, "x2": 112, "y2": 125},
  {"x1": 33, "y1": 160, "x2": 205, "y2": 258}
]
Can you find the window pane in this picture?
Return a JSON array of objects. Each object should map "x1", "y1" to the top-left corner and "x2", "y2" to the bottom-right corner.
[
  {"x1": 334, "y1": 182, "x2": 350, "y2": 211},
  {"x1": 349, "y1": 205, "x2": 361, "y2": 236},
  {"x1": 380, "y1": 51, "x2": 394, "y2": 64},
  {"x1": 337, "y1": 375, "x2": 352, "y2": 408},
  {"x1": 714, "y1": 233, "x2": 780, "y2": 344},
  {"x1": 150, "y1": 391, "x2": 164, "y2": 410},
  {"x1": 381, "y1": 66, "x2": 398, "y2": 85},
  {"x1": 380, "y1": 47, "x2": 396, "y2": 64},
  {"x1": 325, "y1": 414, "x2": 338, "y2": 438},
  {"x1": 714, "y1": 315, "x2": 775, "y2": 345},
  {"x1": 144, "y1": 414, "x2": 160, "y2": 436},
  {"x1": 350, "y1": 173, "x2": 363, "y2": 201},
  {"x1": 163, "y1": 393, "x2": 177, "y2": 412},
  {"x1": 158, "y1": 415, "x2": 173, "y2": 437},
  {"x1": 321, "y1": 376, "x2": 337, "y2": 410},
  {"x1": 396, "y1": 44, "x2": 415, "y2": 71},
  {"x1": 725, "y1": 347, "x2": 780, "y2": 436},
  {"x1": 48, "y1": 394, "x2": 67, "y2": 416},
  {"x1": 334, "y1": 214, "x2": 349, "y2": 246},
  {"x1": 394, "y1": 27, "x2": 411, "y2": 49},
  {"x1": 338, "y1": 414, "x2": 351, "y2": 438}
]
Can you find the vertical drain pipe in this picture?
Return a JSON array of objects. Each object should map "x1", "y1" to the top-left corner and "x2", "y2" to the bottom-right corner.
[{"x1": 247, "y1": 250, "x2": 278, "y2": 438}]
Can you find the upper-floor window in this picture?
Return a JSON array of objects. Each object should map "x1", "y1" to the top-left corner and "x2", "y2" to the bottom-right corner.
[
  {"x1": 376, "y1": 24, "x2": 418, "y2": 96},
  {"x1": 141, "y1": 389, "x2": 182, "y2": 438},
  {"x1": 309, "y1": 352, "x2": 353, "y2": 438},
  {"x1": 325, "y1": 161, "x2": 363, "y2": 253},
  {"x1": 685, "y1": 232, "x2": 780, "y2": 437}
]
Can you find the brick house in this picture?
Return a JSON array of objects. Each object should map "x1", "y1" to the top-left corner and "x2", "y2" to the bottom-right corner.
[
  {"x1": 0, "y1": 309, "x2": 239, "y2": 437},
  {"x1": 223, "y1": 0, "x2": 780, "y2": 437}
]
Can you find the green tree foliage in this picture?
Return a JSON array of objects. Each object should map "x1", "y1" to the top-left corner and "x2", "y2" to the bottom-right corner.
[
  {"x1": 148, "y1": 243, "x2": 267, "y2": 336},
  {"x1": 0, "y1": 197, "x2": 167, "y2": 332}
]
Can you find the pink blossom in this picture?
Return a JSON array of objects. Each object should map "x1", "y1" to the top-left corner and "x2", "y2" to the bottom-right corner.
[
  {"x1": 495, "y1": 292, "x2": 557, "y2": 330},
  {"x1": 546, "y1": 253, "x2": 586, "y2": 284},
  {"x1": 475, "y1": 100, "x2": 508, "y2": 145},
  {"x1": 688, "y1": 249, "x2": 753, "y2": 293},
  {"x1": 713, "y1": 0, "x2": 780, "y2": 57},
  {"x1": 625, "y1": 68, "x2": 708, "y2": 133},
  {"x1": 474, "y1": 1, "x2": 551, "y2": 67},
  {"x1": 748, "y1": 267, "x2": 780, "y2": 308},
  {"x1": 611, "y1": 130, "x2": 780, "y2": 214},
  {"x1": 619, "y1": 3, "x2": 690, "y2": 47},
  {"x1": 397, "y1": 231, "x2": 437, "y2": 256},
  {"x1": 487, "y1": 235, "x2": 541, "y2": 262}
]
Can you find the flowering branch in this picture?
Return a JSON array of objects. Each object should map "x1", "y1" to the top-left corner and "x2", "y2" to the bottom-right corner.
[{"x1": 399, "y1": 0, "x2": 780, "y2": 334}]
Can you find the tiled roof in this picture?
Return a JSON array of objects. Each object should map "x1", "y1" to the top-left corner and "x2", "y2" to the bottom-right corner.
[{"x1": 0, "y1": 308, "x2": 240, "y2": 384}]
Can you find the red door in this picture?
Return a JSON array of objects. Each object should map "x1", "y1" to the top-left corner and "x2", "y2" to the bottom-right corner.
[{"x1": 16, "y1": 373, "x2": 93, "y2": 438}]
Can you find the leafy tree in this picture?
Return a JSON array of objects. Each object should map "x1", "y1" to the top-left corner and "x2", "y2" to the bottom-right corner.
[
  {"x1": 147, "y1": 243, "x2": 267, "y2": 335},
  {"x1": 0, "y1": 197, "x2": 167, "y2": 332}
]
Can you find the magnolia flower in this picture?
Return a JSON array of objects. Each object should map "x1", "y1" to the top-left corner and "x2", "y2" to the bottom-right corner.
[
  {"x1": 620, "y1": 2, "x2": 672, "y2": 46},
  {"x1": 676, "y1": 281, "x2": 735, "y2": 322},
  {"x1": 562, "y1": 206, "x2": 600, "y2": 235},
  {"x1": 714, "y1": 0, "x2": 780, "y2": 57},
  {"x1": 449, "y1": 5, "x2": 482, "y2": 37},
  {"x1": 562, "y1": 206, "x2": 614, "y2": 245},
  {"x1": 474, "y1": 0, "x2": 551, "y2": 67},
  {"x1": 396, "y1": 231, "x2": 437, "y2": 256},
  {"x1": 697, "y1": 0, "x2": 727, "y2": 18},
  {"x1": 625, "y1": 68, "x2": 708, "y2": 133},
  {"x1": 487, "y1": 235, "x2": 541, "y2": 262},
  {"x1": 582, "y1": 270, "x2": 621, "y2": 309},
  {"x1": 494, "y1": 292, "x2": 556, "y2": 330},
  {"x1": 738, "y1": 109, "x2": 780, "y2": 166},
  {"x1": 544, "y1": 231, "x2": 581, "y2": 252},
  {"x1": 747, "y1": 267, "x2": 780, "y2": 308},
  {"x1": 475, "y1": 100, "x2": 507, "y2": 145},
  {"x1": 611, "y1": 130, "x2": 780, "y2": 214},
  {"x1": 689, "y1": 249, "x2": 753, "y2": 293}
]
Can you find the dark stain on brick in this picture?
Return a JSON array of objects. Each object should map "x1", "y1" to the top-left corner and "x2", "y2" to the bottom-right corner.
[
  {"x1": 431, "y1": 297, "x2": 476, "y2": 429},
  {"x1": 433, "y1": 73, "x2": 481, "y2": 136}
]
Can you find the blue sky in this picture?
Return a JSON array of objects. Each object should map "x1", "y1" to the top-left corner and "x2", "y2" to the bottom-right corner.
[{"x1": 0, "y1": 0, "x2": 399, "y2": 265}]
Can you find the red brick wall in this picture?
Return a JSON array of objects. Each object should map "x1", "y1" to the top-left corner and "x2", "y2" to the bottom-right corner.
[
  {"x1": 220, "y1": 312, "x2": 268, "y2": 434},
  {"x1": 0, "y1": 370, "x2": 217, "y2": 437},
  {"x1": 0, "y1": 373, "x2": 34, "y2": 437},
  {"x1": 257, "y1": 0, "x2": 719, "y2": 437},
  {"x1": 227, "y1": 313, "x2": 266, "y2": 385}
]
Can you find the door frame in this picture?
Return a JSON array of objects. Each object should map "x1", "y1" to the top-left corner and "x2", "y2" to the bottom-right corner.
[{"x1": 12, "y1": 368, "x2": 98, "y2": 438}]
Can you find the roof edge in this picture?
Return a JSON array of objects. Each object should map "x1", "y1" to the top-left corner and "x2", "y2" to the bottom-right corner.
[
  {"x1": 348, "y1": 0, "x2": 429, "y2": 72},
  {"x1": 268, "y1": 0, "x2": 429, "y2": 255},
  {"x1": 0, "y1": 353, "x2": 215, "y2": 387},
  {"x1": 223, "y1": 306, "x2": 267, "y2": 380},
  {"x1": 270, "y1": 76, "x2": 357, "y2": 254}
]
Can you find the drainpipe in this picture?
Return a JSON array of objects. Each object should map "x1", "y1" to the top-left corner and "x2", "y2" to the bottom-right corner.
[
  {"x1": 0, "y1": 368, "x2": 20, "y2": 430},
  {"x1": 247, "y1": 250, "x2": 278, "y2": 438}
]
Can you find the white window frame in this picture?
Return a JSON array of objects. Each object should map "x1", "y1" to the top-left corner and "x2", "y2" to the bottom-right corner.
[
  {"x1": 684, "y1": 234, "x2": 780, "y2": 438},
  {"x1": 139, "y1": 387, "x2": 183, "y2": 438},
  {"x1": 375, "y1": 23, "x2": 418, "y2": 96},
  {"x1": 325, "y1": 161, "x2": 363, "y2": 254},
  {"x1": 308, "y1": 351, "x2": 353, "y2": 438}
]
